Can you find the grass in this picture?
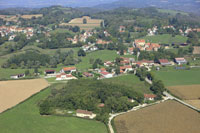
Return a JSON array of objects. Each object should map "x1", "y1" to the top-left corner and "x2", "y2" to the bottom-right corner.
[
  {"x1": 0, "y1": 84, "x2": 108, "y2": 133},
  {"x1": 141, "y1": 34, "x2": 188, "y2": 44},
  {"x1": 157, "y1": 9, "x2": 188, "y2": 16},
  {"x1": 153, "y1": 68, "x2": 200, "y2": 86},
  {"x1": 103, "y1": 74, "x2": 151, "y2": 94},
  {"x1": 76, "y1": 50, "x2": 119, "y2": 71}
]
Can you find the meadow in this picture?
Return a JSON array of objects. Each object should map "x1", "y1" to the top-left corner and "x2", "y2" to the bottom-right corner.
[
  {"x1": 103, "y1": 74, "x2": 151, "y2": 94},
  {"x1": 114, "y1": 100, "x2": 200, "y2": 133},
  {"x1": 142, "y1": 34, "x2": 187, "y2": 44},
  {"x1": 0, "y1": 84, "x2": 108, "y2": 133},
  {"x1": 153, "y1": 68, "x2": 200, "y2": 86}
]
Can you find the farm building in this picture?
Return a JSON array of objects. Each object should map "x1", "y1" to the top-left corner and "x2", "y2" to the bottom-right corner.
[
  {"x1": 45, "y1": 70, "x2": 55, "y2": 75},
  {"x1": 10, "y1": 74, "x2": 25, "y2": 79},
  {"x1": 61, "y1": 67, "x2": 76, "y2": 74},
  {"x1": 83, "y1": 72, "x2": 93, "y2": 77},
  {"x1": 135, "y1": 60, "x2": 154, "y2": 67},
  {"x1": 175, "y1": 58, "x2": 187, "y2": 65},
  {"x1": 100, "y1": 71, "x2": 113, "y2": 79},
  {"x1": 158, "y1": 59, "x2": 171, "y2": 66},
  {"x1": 120, "y1": 66, "x2": 133, "y2": 73},
  {"x1": 76, "y1": 109, "x2": 96, "y2": 119},
  {"x1": 144, "y1": 94, "x2": 157, "y2": 101},
  {"x1": 56, "y1": 73, "x2": 77, "y2": 81}
]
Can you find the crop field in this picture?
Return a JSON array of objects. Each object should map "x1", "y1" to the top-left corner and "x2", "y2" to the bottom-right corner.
[
  {"x1": 154, "y1": 68, "x2": 200, "y2": 86},
  {"x1": 0, "y1": 79, "x2": 49, "y2": 113},
  {"x1": 21, "y1": 14, "x2": 43, "y2": 19},
  {"x1": 193, "y1": 46, "x2": 200, "y2": 54},
  {"x1": 114, "y1": 100, "x2": 200, "y2": 133},
  {"x1": 60, "y1": 16, "x2": 103, "y2": 30},
  {"x1": 103, "y1": 74, "x2": 151, "y2": 94},
  {"x1": 0, "y1": 84, "x2": 107, "y2": 133},
  {"x1": 142, "y1": 34, "x2": 187, "y2": 44},
  {"x1": 168, "y1": 85, "x2": 200, "y2": 109}
]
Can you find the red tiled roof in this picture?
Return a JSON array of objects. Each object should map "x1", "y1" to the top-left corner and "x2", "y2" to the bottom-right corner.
[
  {"x1": 63, "y1": 67, "x2": 76, "y2": 71},
  {"x1": 76, "y1": 109, "x2": 93, "y2": 115},
  {"x1": 100, "y1": 71, "x2": 110, "y2": 75},
  {"x1": 159, "y1": 59, "x2": 170, "y2": 64},
  {"x1": 144, "y1": 94, "x2": 156, "y2": 98}
]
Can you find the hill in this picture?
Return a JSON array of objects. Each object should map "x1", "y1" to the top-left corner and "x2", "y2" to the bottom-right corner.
[{"x1": 95, "y1": 0, "x2": 200, "y2": 15}]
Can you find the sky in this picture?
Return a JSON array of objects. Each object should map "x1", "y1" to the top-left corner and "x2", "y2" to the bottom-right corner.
[{"x1": 0, "y1": 0, "x2": 118, "y2": 8}]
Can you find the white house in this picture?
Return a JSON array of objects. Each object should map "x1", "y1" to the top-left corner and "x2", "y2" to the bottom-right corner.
[
  {"x1": 76, "y1": 109, "x2": 96, "y2": 119},
  {"x1": 56, "y1": 73, "x2": 77, "y2": 81},
  {"x1": 10, "y1": 74, "x2": 25, "y2": 79},
  {"x1": 175, "y1": 58, "x2": 187, "y2": 65},
  {"x1": 144, "y1": 94, "x2": 156, "y2": 101},
  {"x1": 61, "y1": 67, "x2": 77, "y2": 74},
  {"x1": 100, "y1": 71, "x2": 113, "y2": 79}
]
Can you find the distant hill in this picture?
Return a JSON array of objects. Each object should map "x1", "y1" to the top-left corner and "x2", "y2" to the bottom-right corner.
[
  {"x1": 95, "y1": 0, "x2": 200, "y2": 15},
  {"x1": 0, "y1": 0, "x2": 117, "y2": 9}
]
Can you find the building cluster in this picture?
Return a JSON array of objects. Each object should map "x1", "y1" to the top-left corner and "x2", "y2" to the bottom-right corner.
[
  {"x1": 0, "y1": 25, "x2": 34, "y2": 40},
  {"x1": 147, "y1": 26, "x2": 158, "y2": 36},
  {"x1": 133, "y1": 39, "x2": 161, "y2": 51}
]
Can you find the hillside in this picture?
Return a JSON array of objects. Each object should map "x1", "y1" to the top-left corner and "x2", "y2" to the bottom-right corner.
[{"x1": 95, "y1": 0, "x2": 200, "y2": 15}]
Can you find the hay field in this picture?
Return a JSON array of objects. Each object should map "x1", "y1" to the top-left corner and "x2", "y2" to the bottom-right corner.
[
  {"x1": 193, "y1": 46, "x2": 200, "y2": 54},
  {"x1": 168, "y1": 85, "x2": 200, "y2": 109},
  {"x1": 167, "y1": 85, "x2": 200, "y2": 100},
  {"x1": 0, "y1": 79, "x2": 49, "y2": 113},
  {"x1": 21, "y1": 14, "x2": 43, "y2": 19},
  {"x1": 114, "y1": 100, "x2": 200, "y2": 133},
  {"x1": 60, "y1": 16, "x2": 103, "y2": 30}
]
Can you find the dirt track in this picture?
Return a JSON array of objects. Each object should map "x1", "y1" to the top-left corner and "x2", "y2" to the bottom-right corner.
[{"x1": 0, "y1": 79, "x2": 49, "y2": 113}]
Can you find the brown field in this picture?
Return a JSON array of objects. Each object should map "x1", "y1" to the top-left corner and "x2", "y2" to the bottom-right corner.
[
  {"x1": 21, "y1": 14, "x2": 43, "y2": 19},
  {"x1": 0, "y1": 15, "x2": 18, "y2": 22},
  {"x1": 60, "y1": 16, "x2": 103, "y2": 30},
  {"x1": 114, "y1": 100, "x2": 200, "y2": 133},
  {"x1": 193, "y1": 46, "x2": 200, "y2": 54},
  {"x1": 167, "y1": 85, "x2": 200, "y2": 100},
  {"x1": 0, "y1": 79, "x2": 49, "y2": 113}
]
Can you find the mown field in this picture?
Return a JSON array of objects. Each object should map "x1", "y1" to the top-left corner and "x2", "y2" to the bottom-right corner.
[
  {"x1": 153, "y1": 68, "x2": 200, "y2": 86},
  {"x1": 142, "y1": 34, "x2": 187, "y2": 44},
  {"x1": 114, "y1": 100, "x2": 200, "y2": 133},
  {"x1": 167, "y1": 85, "x2": 200, "y2": 109},
  {"x1": 0, "y1": 79, "x2": 49, "y2": 113},
  {"x1": 0, "y1": 84, "x2": 108, "y2": 133},
  {"x1": 103, "y1": 74, "x2": 151, "y2": 94}
]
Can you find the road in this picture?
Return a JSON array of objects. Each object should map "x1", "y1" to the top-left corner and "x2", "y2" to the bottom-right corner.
[{"x1": 163, "y1": 91, "x2": 200, "y2": 112}]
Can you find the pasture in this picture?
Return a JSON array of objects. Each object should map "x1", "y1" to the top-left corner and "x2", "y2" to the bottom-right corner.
[
  {"x1": 0, "y1": 84, "x2": 108, "y2": 133},
  {"x1": 20, "y1": 14, "x2": 43, "y2": 19},
  {"x1": 0, "y1": 79, "x2": 49, "y2": 113},
  {"x1": 114, "y1": 100, "x2": 200, "y2": 133},
  {"x1": 142, "y1": 34, "x2": 187, "y2": 44},
  {"x1": 153, "y1": 68, "x2": 200, "y2": 86},
  {"x1": 103, "y1": 74, "x2": 151, "y2": 94}
]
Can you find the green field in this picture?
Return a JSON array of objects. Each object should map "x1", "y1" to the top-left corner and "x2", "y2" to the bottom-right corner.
[
  {"x1": 103, "y1": 74, "x2": 151, "y2": 94},
  {"x1": 142, "y1": 34, "x2": 187, "y2": 44},
  {"x1": 76, "y1": 50, "x2": 119, "y2": 70},
  {"x1": 0, "y1": 84, "x2": 107, "y2": 133},
  {"x1": 157, "y1": 9, "x2": 188, "y2": 16},
  {"x1": 154, "y1": 68, "x2": 200, "y2": 86}
]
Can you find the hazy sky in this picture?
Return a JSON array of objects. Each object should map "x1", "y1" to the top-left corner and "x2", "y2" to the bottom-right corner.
[{"x1": 0, "y1": 0, "x2": 117, "y2": 8}]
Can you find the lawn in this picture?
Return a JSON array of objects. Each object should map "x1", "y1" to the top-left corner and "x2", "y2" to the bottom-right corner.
[
  {"x1": 76, "y1": 50, "x2": 119, "y2": 70},
  {"x1": 153, "y1": 68, "x2": 200, "y2": 86},
  {"x1": 0, "y1": 84, "x2": 108, "y2": 133},
  {"x1": 141, "y1": 34, "x2": 187, "y2": 44},
  {"x1": 103, "y1": 74, "x2": 151, "y2": 94}
]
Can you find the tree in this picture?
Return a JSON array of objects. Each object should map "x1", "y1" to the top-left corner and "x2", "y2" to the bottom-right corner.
[
  {"x1": 25, "y1": 70, "x2": 30, "y2": 76},
  {"x1": 78, "y1": 49, "x2": 86, "y2": 56},
  {"x1": 92, "y1": 62, "x2": 98, "y2": 69},
  {"x1": 115, "y1": 67, "x2": 120, "y2": 75}
]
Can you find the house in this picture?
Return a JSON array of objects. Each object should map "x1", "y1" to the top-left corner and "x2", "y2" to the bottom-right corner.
[
  {"x1": 175, "y1": 58, "x2": 187, "y2": 65},
  {"x1": 104, "y1": 61, "x2": 114, "y2": 67},
  {"x1": 136, "y1": 60, "x2": 154, "y2": 67},
  {"x1": 158, "y1": 59, "x2": 171, "y2": 66},
  {"x1": 144, "y1": 94, "x2": 156, "y2": 101},
  {"x1": 134, "y1": 39, "x2": 146, "y2": 46},
  {"x1": 120, "y1": 66, "x2": 133, "y2": 73},
  {"x1": 83, "y1": 72, "x2": 93, "y2": 77},
  {"x1": 45, "y1": 70, "x2": 56, "y2": 75},
  {"x1": 100, "y1": 71, "x2": 113, "y2": 79},
  {"x1": 76, "y1": 109, "x2": 96, "y2": 119},
  {"x1": 98, "y1": 103, "x2": 105, "y2": 108},
  {"x1": 119, "y1": 26, "x2": 126, "y2": 33},
  {"x1": 10, "y1": 74, "x2": 25, "y2": 79},
  {"x1": 61, "y1": 67, "x2": 76, "y2": 73},
  {"x1": 56, "y1": 73, "x2": 77, "y2": 81}
]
